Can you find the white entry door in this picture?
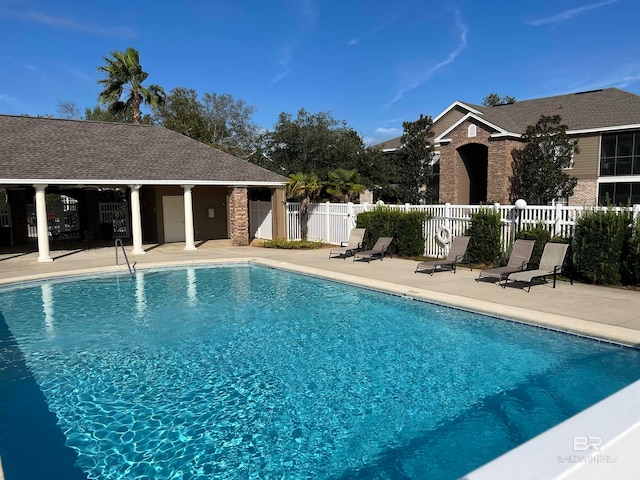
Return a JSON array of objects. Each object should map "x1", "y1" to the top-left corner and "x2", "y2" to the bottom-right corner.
[{"x1": 162, "y1": 196, "x2": 185, "y2": 243}]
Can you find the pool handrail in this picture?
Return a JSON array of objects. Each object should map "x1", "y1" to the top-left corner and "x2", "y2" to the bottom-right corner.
[{"x1": 114, "y1": 239, "x2": 136, "y2": 277}]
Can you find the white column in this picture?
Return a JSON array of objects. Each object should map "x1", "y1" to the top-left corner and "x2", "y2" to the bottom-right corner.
[
  {"x1": 34, "y1": 184, "x2": 52, "y2": 262},
  {"x1": 129, "y1": 184, "x2": 145, "y2": 255},
  {"x1": 182, "y1": 184, "x2": 197, "y2": 251}
]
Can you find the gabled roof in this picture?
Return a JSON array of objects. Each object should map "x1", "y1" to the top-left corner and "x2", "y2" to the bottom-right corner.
[
  {"x1": 474, "y1": 88, "x2": 640, "y2": 133},
  {"x1": 0, "y1": 115, "x2": 287, "y2": 186},
  {"x1": 376, "y1": 88, "x2": 640, "y2": 150},
  {"x1": 434, "y1": 112, "x2": 514, "y2": 144}
]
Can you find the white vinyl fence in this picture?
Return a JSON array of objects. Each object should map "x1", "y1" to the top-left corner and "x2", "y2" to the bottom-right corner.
[
  {"x1": 249, "y1": 201, "x2": 273, "y2": 240},
  {"x1": 278, "y1": 201, "x2": 640, "y2": 257}
]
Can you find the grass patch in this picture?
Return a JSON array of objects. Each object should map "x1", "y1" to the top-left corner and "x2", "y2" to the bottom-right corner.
[{"x1": 261, "y1": 239, "x2": 324, "y2": 249}]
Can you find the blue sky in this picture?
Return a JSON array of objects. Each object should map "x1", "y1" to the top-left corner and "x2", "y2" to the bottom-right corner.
[{"x1": 1, "y1": 0, "x2": 639, "y2": 145}]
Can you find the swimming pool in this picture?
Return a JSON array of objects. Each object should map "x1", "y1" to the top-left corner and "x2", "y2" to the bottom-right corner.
[{"x1": 1, "y1": 264, "x2": 640, "y2": 479}]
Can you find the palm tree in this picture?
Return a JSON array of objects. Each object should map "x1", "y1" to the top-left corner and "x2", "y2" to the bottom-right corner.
[
  {"x1": 326, "y1": 168, "x2": 365, "y2": 203},
  {"x1": 97, "y1": 47, "x2": 165, "y2": 124},
  {"x1": 284, "y1": 173, "x2": 321, "y2": 240}
]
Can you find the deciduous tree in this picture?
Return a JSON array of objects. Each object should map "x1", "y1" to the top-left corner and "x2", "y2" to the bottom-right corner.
[
  {"x1": 256, "y1": 109, "x2": 393, "y2": 198},
  {"x1": 510, "y1": 115, "x2": 578, "y2": 204},
  {"x1": 389, "y1": 114, "x2": 435, "y2": 204},
  {"x1": 482, "y1": 93, "x2": 516, "y2": 106},
  {"x1": 154, "y1": 88, "x2": 259, "y2": 156}
]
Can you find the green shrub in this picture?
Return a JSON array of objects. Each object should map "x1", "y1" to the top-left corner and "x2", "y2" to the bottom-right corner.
[
  {"x1": 465, "y1": 208, "x2": 502, "y2": 264},
  {"x1": 574, "y1": 208, "x2": 632, "y2": 284},
  {"x1": 356, "y1": 207, "x2": 430, "y2": 257},
  {"x1": 515, "y1": 223, "x2": 551, "y2": 269},
  {"x1": 622, "y1": 221, "x2": 640, "y2": 286},
  {"x1": 261, "y1": 239, "x2": 324, "y2": 249}
]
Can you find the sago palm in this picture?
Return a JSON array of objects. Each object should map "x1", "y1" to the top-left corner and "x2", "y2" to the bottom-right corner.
[
  {"x1": 98, "y1": 47, "x2": 165, "y2": 124},
  {"x1": 284, "y1": 173, "x2": 321, "y2": 240}
]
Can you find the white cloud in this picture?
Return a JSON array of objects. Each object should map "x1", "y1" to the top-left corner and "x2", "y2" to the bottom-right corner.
[
  {"x1": 271, "y1": 69, "x2": 292, "y2": 85},
  {"x1": 573, "y1": 70, "x2": 640, "y2": 92},
  {"x1": 527, "y1": 0, "x2": 618, "y2": 26},
  {"x1": 375, "y1": 127, "x2": 401, "y2": 136},
  {"x1": 4, "y1": 9, "x2": 137, "y2": 37},
  {"x1": 347, "y1": 19, "x2": 395, "y2": 47},
  {"x1": 66, "y1": 67, "x2": 95, "y2": 84},
  {"x1": 301, "y1": 0, "x2": 319, "y2": 25},
  {"x1": 271, "y1": 45, "x2": 294, "y2": 84},
  {"x1": 383, "y1": 10, "x2": 467, "y2": 109}
]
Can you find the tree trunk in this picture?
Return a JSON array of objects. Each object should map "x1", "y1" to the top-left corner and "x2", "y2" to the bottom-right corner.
[
  {"x1": 132, "y1": 92, "x2": 141, "y2": 124},
  {"x1": 300, "y1": 197, "x2": 310, "y2": 240}
]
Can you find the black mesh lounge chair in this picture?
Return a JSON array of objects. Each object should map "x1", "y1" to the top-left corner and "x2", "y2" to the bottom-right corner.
[
  {"x1": 476, "y1": 239, "x2": 535, "y2": 285},
  {"x1": 415, "y1": 236, "x2": 470, "y2": 275},
  {"x1": 353, "y1": 237, "x2": 393, "y2": 263},
  {"x1": 329, "y1": 228, "x2": 366, "y2": 259},
  {"x1": 504, "y1": 243, "x2": 570, "y2": 291}
]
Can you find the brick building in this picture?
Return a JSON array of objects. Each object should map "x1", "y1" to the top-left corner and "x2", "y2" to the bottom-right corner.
[{"x1": 379, "y1": 88, "x2": 640, "y2": 206}]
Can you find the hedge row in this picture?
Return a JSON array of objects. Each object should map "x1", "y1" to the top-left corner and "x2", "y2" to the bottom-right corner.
[
  {"x1": 356, "y1": 207, "x2": 430, "y2": 257},
  {"x1": 573, "y1": 208, "x2": 639, "y2": 285},
  {"x1": 464, "y1": 208, "x2": 502, "y2": 264},
  {"x1": 355, "y1": 205, "x2": 640, "y2": 286}
]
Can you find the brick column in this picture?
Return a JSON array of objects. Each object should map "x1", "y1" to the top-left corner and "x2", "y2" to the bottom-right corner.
[
  {"x1": 487, "y1": 139, "x2": 522, "y2": 204},
  {"x1": 229, "y1": 186, "x2": 249, "y2": 246},
  {"x1": 438, "y1": 144, "x2": 457, "y2": 203}
]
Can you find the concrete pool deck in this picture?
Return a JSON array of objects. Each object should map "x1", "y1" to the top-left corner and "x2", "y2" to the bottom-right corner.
[{"x1": 1, "y1": 240, "x2": 640, "y2": 478}]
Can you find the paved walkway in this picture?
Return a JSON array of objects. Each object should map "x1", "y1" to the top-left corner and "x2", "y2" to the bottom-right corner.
[{"x1": 1, "y1": 240, "x2": 640, "y2": 346}]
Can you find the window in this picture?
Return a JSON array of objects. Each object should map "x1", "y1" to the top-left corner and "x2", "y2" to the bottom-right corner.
[
  {"x1": 598, "y1": 182, "x2": 640, "y2": 205},
  {"x1": 425, "y1": 151, "x2": 440, "y2": 204},
  {"x1": 468, "y1": 124, "x2": 477, "y2": 138},
  {"x1": 600, "y1": 131, "x2": 640, "y2": 176}
]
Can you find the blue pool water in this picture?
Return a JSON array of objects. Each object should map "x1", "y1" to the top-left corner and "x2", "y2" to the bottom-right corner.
[{"x1": 1, "y1": 265, "x2": 640, "y2": 479}]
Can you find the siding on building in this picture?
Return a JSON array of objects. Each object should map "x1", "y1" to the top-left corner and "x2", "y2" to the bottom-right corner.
[
  {"x1": 432, "y1": 106, "x2": 468, "y2": 142},
  {"x1": 569, "y1": 134, "x2": 600, "y2": 179}
]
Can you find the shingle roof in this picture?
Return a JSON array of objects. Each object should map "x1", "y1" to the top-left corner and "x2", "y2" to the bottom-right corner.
[
  {"x1": 0, "y1": 115, "x2": 287, "y2": 185},
  {"x1": 374, "y1": 136, "x2": 403, "y2": 150},
  {"x1": 473, "y1": 88, "x2": 640, "y2": 133},
  {"x1": 376, "y1": 88, "x2": 640, "y2": 148}
]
